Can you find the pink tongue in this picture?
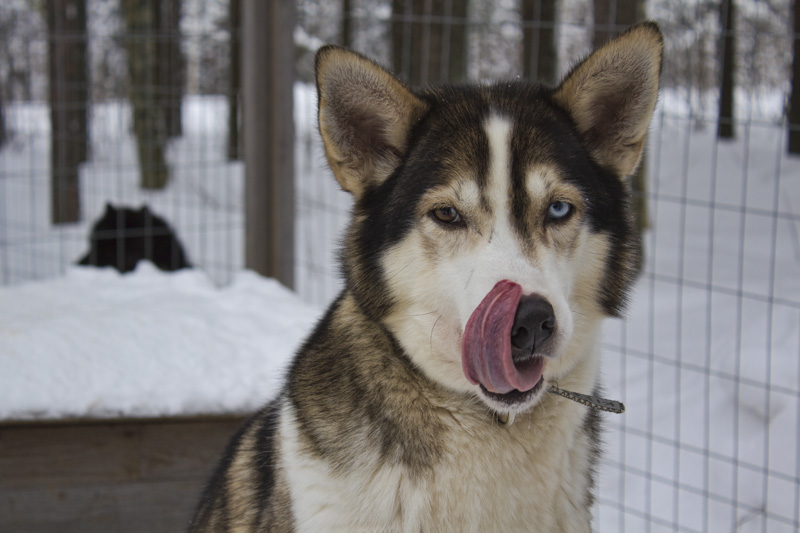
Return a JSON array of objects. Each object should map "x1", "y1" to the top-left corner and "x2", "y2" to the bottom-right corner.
[{"x1": 462, "y1": 280, "x2": 545, "y2": 394}]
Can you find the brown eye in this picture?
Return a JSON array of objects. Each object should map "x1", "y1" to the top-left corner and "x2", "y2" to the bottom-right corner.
[{"x1": 431, "y1": 206, "x2": 462, "y2": 225}]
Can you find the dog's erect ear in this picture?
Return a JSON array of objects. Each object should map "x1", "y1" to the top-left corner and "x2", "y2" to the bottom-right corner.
[
  {"x1": 554, "y1": 22, "x2": 663, "y2": 178},
  {"x1": 316, "y1": 46, "x2": 429, "y2": 198}
]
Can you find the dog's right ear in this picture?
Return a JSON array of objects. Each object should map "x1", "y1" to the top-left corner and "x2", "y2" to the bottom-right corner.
[{"x1": 316, "y1": 46, "x2": 429, "y2": 199}]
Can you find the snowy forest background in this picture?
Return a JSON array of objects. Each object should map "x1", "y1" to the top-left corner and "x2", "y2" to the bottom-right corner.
[{"x1": 1, "y1": 1, "x2": 799, "y2": 532}]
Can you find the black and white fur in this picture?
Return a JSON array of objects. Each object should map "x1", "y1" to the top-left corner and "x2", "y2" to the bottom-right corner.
[{"x1": 189, "y1": 22, "x2": 663, "y2": 532}]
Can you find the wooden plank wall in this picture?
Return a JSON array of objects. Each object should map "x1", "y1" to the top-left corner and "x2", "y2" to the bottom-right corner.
[{"x1": 0, "y1": 416, "x2": 245, "y2": 533}]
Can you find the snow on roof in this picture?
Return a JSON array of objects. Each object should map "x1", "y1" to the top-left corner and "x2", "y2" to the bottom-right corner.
[{"x1": 0, "y1": 263, "x2": 322, "y2": 422}]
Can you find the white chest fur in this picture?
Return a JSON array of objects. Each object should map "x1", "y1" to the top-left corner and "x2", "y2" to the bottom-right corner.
[{"x1": 278, "y1": 395, "x2": 595, "y2": 533}]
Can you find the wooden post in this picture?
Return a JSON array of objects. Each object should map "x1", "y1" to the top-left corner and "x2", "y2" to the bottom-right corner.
[{"x1": 242, "y1": 0, "x2": 295, "y2": 288}]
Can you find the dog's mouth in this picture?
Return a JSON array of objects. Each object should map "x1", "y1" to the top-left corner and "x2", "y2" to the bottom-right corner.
[
  {"x1": 461, "y1": 280, "x2": 550, "y2": 405},
  {"x1": 479, "y1": 370, "x2": 546, "y2": 405}
]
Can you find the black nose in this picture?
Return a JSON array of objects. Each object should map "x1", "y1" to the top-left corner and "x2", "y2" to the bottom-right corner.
[{"x1": 510, "y1": 295, "x2": 556, "y2": 360}]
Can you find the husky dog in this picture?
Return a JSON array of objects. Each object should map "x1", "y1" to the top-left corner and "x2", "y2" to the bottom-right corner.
[{"x1": 190, "y1": 22, "x2": 662, "y2": 532}]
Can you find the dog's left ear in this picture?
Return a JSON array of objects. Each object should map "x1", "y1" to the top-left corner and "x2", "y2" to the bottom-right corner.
[
  {"x1": 554, "y1": 22, "x2": 663, "y2": 177},
  {"x1": 316, "y1": 46, "x2": 429, "y2": 199}
]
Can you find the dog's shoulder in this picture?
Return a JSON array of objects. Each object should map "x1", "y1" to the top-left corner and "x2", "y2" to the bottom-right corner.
[
  {"x1": 286, "y1": 293, "x2": 451, "y2": 475},
  {"x1": 188, "y1": 400, "x2": 294, "y2": 532}
]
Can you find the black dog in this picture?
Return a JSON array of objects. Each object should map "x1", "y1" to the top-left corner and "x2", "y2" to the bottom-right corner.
[{"x1": 77, "y1": 203, "x2": 191, "y2": 273}]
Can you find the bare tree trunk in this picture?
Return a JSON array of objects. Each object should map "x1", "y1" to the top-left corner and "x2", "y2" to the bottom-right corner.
[
  {"x1": 717, "y1": 0, "x2": 735, "y2": 139},
  {"x1": 593, "y1": 0, "x2": 638, "y2": 48},
  {"x1": 48, "y1": 0, "x2": 88, "y2": 224},
  {"x1": 154, "y1": 0, "x2": 183, "y2": 138},
  {"x1": 0, "y1": 82, "x2": 6, "y2": 149},
  {"x1": 788, "y1": 0, "x2": 800, "y2": 153},
  {"x1": 342, "y1": 0, "x2": 353, "y2": 48},
  {"x1": 521, "y1": 0, "x2": 557, "y2": 83},
  {"x1": 592, "y1": 0, "x2": 612, "y2": 47},
  {"x1": 227, "y1": 0, "x2": 242, "y2": 160},
  {"x1": 391, "y1": 0, "x2": 468, "y2": 87},
  {"x1": 123, "y1": 0, "x2": 169, "y2": 190}
]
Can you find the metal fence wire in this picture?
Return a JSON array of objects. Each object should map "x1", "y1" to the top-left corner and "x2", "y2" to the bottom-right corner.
[
  {"x1": 1, "y1": 0, "x2": 799, "y2": 531},
  {"x1": 0, "y1": 0, "x2": 243, "y2": 287}
]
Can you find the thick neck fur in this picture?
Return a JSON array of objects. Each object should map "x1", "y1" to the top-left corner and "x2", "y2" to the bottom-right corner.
[{"x1": 285, "y1": 289, "x2": 601, "y2": 532}]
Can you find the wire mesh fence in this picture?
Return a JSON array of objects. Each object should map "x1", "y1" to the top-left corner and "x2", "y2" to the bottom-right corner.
[
  {"x1": 0, "y1": 0, "x2": 243, "y2": 287},
  {"x1": 0, "y1": 0, "x2": 799, "y2": 531}
]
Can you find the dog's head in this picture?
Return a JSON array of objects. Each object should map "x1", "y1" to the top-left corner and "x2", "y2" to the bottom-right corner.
[{"x1": 316, "y1": 23, "x2": 662, "y2": 416}]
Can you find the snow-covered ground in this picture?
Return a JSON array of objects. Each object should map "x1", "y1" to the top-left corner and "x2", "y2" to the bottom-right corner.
[
  {"x1": 0, "y1": 263, "x2": 320, "y2": 420},
  {"x1": 1, "y1": 86, "x2": 798, "y2": 531}
]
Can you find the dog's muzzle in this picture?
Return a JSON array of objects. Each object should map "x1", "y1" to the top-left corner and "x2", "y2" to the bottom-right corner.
[{"x1": 461, "y1": 280, "x2": 556, "y2": 397}]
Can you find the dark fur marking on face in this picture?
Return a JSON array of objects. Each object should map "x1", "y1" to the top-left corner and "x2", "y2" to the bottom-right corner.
[
  {"x1": 342, "y1": 80, "x2": 639, "y2": 322},
  {"x1": 471, "y1": 81, "x2": 640, "y2": 316},
  {"x1": 517, "y1": 100, "x2": 638, "y2": 316},
  {"x1": 342, "y1": 86, "x2": 493, "y2": 321}
]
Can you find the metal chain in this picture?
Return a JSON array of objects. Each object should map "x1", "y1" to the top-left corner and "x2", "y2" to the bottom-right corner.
[{"x1": 547, "y1": 383, "x2": 625, "y2": 414}]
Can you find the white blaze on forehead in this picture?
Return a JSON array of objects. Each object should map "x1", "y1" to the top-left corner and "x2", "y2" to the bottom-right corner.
[
  {"x1": 447, "y1": 114, "x2": 529, "y2": 326},
  {"x1": 470, "y1": 115, "x2": 576, "y2": 345},
  {"x1": 484, "y1": 115, "x2": 513, "y2": 217},
  {"x1": 479, "y1": 114, "x2": 528, "y2": 275}
]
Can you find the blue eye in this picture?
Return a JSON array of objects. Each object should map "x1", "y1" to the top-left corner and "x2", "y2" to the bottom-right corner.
[{"x1": 547, "y1": 201, "x2": 572, "y2": 220}]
